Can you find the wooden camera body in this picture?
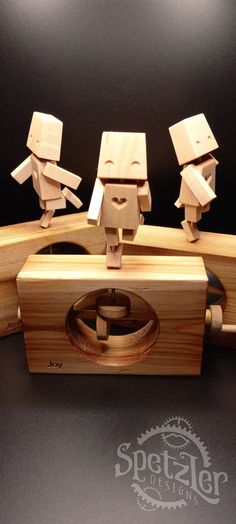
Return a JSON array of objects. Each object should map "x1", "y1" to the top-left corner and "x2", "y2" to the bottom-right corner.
[{"x1": 17, "y1": 254, "x2": 208, "y2": 375}]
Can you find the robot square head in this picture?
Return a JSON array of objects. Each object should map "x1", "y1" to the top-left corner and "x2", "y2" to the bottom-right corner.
[
  {"x1": 97, "y1": 131, "x2": 147, "y2": 180},
  {"x1": 169, "y1": 113, "x2": 218, "y2": 165},
  {"x1": 26, "y1": 112, "x2": 63, "y2": 161}
]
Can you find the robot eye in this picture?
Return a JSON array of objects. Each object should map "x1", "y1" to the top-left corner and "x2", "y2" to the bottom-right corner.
[
  {"x1": 131, "y1": 161, "x2": 140, "y2": 166},
  {"x1": 105, "y1": 160, "x2": 114, "y2": 166}
]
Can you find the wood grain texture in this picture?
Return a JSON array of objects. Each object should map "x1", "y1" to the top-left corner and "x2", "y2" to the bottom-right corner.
[
  {"x1": 0, "y1": 213, "x2": 105, "y2": 337},
  {"x1": 43, "y1": 162, "x2": 81, "y2": 190},
  {"x1": 100, "y1": 183, "x2": 140, "y2": 229},
  {"x1": 181, "y1": 165, "x2": 216, "y2": 206},
  {"x1": 17, "y1": 255, "x2": 207, "y2": 375},
  {"x1": 61, "y1": 187, "x2": 82, "y2": 209},
  {"x1": 11, "y1": 155, "x2": 32, "y2": 184},
  {"x1": 97, "y1": 131, "x2": 147, "y2": 180},
  {"x1": 87, "y1": 178, "x2": 104, "y2": 225},
  {"x1": 123, "y1": 225, "x2": 236, "y2": 347}
]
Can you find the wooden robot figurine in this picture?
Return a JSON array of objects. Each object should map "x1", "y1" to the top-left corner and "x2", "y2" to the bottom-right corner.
[
  {"x1": 87, "y1": 131, "x2": 151, "y2": 268},
  {"x1": 169, "y1": 113, "x2": 219, "y2": 242},
  {"x1": 11, "y1": 112, "x2": 82, "y2": 228}
]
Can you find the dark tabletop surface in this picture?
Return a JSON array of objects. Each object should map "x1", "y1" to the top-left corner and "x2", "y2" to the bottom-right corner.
[{"x1": 1, "y1": 334, "x2": 235, "y2": 524}]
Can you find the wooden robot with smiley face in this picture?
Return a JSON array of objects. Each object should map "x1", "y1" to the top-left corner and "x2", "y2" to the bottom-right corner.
[
  {"x1": 88, "y1": 131, "x2": 151, "y2": 268},
  {"x1": 11, "y1": 111, "x2": 82, "y2": 228},
  {"x1": 169, "y1": 113, "x2": 219, "y2": 242}
]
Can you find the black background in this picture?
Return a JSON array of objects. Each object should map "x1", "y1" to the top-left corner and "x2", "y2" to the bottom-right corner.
[
  {"x1": 1, "y1": 335, "x2": 236, "y2": 524},
  {"x1": 0, "y1": 0, "x2": 235, "y2": 232},
  {"x1": 1, "y1": 2, "x2": 236, "y2": 523}
]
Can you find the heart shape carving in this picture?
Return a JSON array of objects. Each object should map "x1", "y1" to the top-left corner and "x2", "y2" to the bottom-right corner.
[{"x1": 112, "y1": 197, "x2": 127, "y2": 209}]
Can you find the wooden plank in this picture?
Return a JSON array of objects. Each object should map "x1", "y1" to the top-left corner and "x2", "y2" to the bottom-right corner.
[{"x1": 0, "y1": 213, "x2": 105, "y2": 337}]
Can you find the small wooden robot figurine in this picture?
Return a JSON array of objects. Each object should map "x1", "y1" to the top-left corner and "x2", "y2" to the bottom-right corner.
[
  {"x1": 87, "y1": 131, "x2": 151, "y2": 268},
  {"x1": 169, "y1": 113, "x2": 219, "y2": 242},
  {"x1": 11, "y1": 112, "x2": 82, "y2": 227}
]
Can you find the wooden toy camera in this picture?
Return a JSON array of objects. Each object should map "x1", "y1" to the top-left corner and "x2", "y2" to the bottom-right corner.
[
  {"x1": 17, "y1": 254, "x2": 208, "y2": 375},
  {"x1": 5, "y1": 118, "x2": 236, "y2": 376}
]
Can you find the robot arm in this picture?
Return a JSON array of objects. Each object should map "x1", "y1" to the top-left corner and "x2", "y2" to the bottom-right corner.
[
  {"x1": 137, "y1": 181, "x2": 152, "y2": 212},
  {"x1": 11, "y1": 156, "x2": 32, "y2": 184},
  {"x1": 43, "y1": 162, "x2": 81, "y2": 190},
  {"x1": 87, "y1": 178, "x2": 104, "y2": 225},
  {"x1": 181, "y1": 164, "x2": 216, "y2": 206}
]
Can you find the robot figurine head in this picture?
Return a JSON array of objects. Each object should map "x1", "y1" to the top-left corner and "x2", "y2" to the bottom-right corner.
[
  {"x1": 97, "y1": 131, "x2": 147, "y2": 180},
  {"x1": 26, "y1": 112, "x2": 63, "y2": 161},
  {"x1": 169, "y1": 113, "x2": 218, "y2": 165}
]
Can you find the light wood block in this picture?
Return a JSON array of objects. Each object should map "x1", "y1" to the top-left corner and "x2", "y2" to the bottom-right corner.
[
  {"x1": 123, "y1": 225, "x2": 236, "y2": 348},
  {"x1": 200, "y1": 155, "x2": 218, "y2": 191},
  {"x1": 181, "y1": 220, "x2": 200, "y2": 242},
  {"x1": 61, "y1": 187, "x2": 83, "y2": 209},
  {"x1": 43, "y1": 163, "x2": 81, "y2": 190},
  {"x1": 169, "y1": 113, "x2": 218, "y2": 165},
  {"x1": 45, "y1": 196, "x2": 66, "y2": 210},
  {"x1": 11, "y1": 156, "x2": 32, "y2": 184},
  {"x1": 106, "y1": 243, "x2": 123, "y2": 268},
  {"x1": 96, "y1": 314, "x2": 109, "y2": 341},
  {"x1": 100, "y1": 183, "x2": 140, "y2": 229},
  {"x1": 97, "y1": 131, "x2": 147, "y2": 180},
  {"x1": 185, "y1": 205, "x2": 202, "y2": 223},
  {"x1": 87, "y1": 178, "x2": 104, "y2": 225},
  {"x1": 122, "y1": 229, "x2": 137, "y2": 241},
  {"x1": 137, "y1": 181, "x2": 152, "y2": 211},
  {"x1": 179, "y1": 179, "x2": 199, "y2": 206},
  {"x1": 31, "y1": 155, "x2": 61, "y2": 201},
  {"x1": 104, "y1": 227, "x2": 120, "y2": 247},
  {"x1": 26, "y1": 112, "x2": 63, "y2": 161},
  {"x1": 181, "y1": 165, "x2": 216, "y2": 206},
  {"x1": 174, "y1": 198, "x2": 184, "y2": 208},
  {"x1": 97, "y1": 291, "x2": 130, "y2": 319},
  {"x1": 0, "y1": 212, "x2": 105, "y2": 337},
  {"x1": 17, "y1": 255, "x2": 207, "y2": 375},
  {"x1": 40, "y1": 210, "x2": 55, "y2": 228}
]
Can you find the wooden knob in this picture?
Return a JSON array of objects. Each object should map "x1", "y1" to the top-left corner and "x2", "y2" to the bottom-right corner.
[{"x1": 205, "y1": 305, "x2": 236, "y2": 335}]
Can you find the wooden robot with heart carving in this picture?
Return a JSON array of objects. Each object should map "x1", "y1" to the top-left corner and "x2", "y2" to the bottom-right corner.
[{"x1": 87, "y1": 132, "x2": 151, "y2": 268}]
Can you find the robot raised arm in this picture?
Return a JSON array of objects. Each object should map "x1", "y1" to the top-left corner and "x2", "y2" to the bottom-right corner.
[
  {"x1": 181, "y1": 164, "x2": 216, "y2": 207},
  {"x1": 11, "y1": 156, "x2": 32, "y2": 184}
]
